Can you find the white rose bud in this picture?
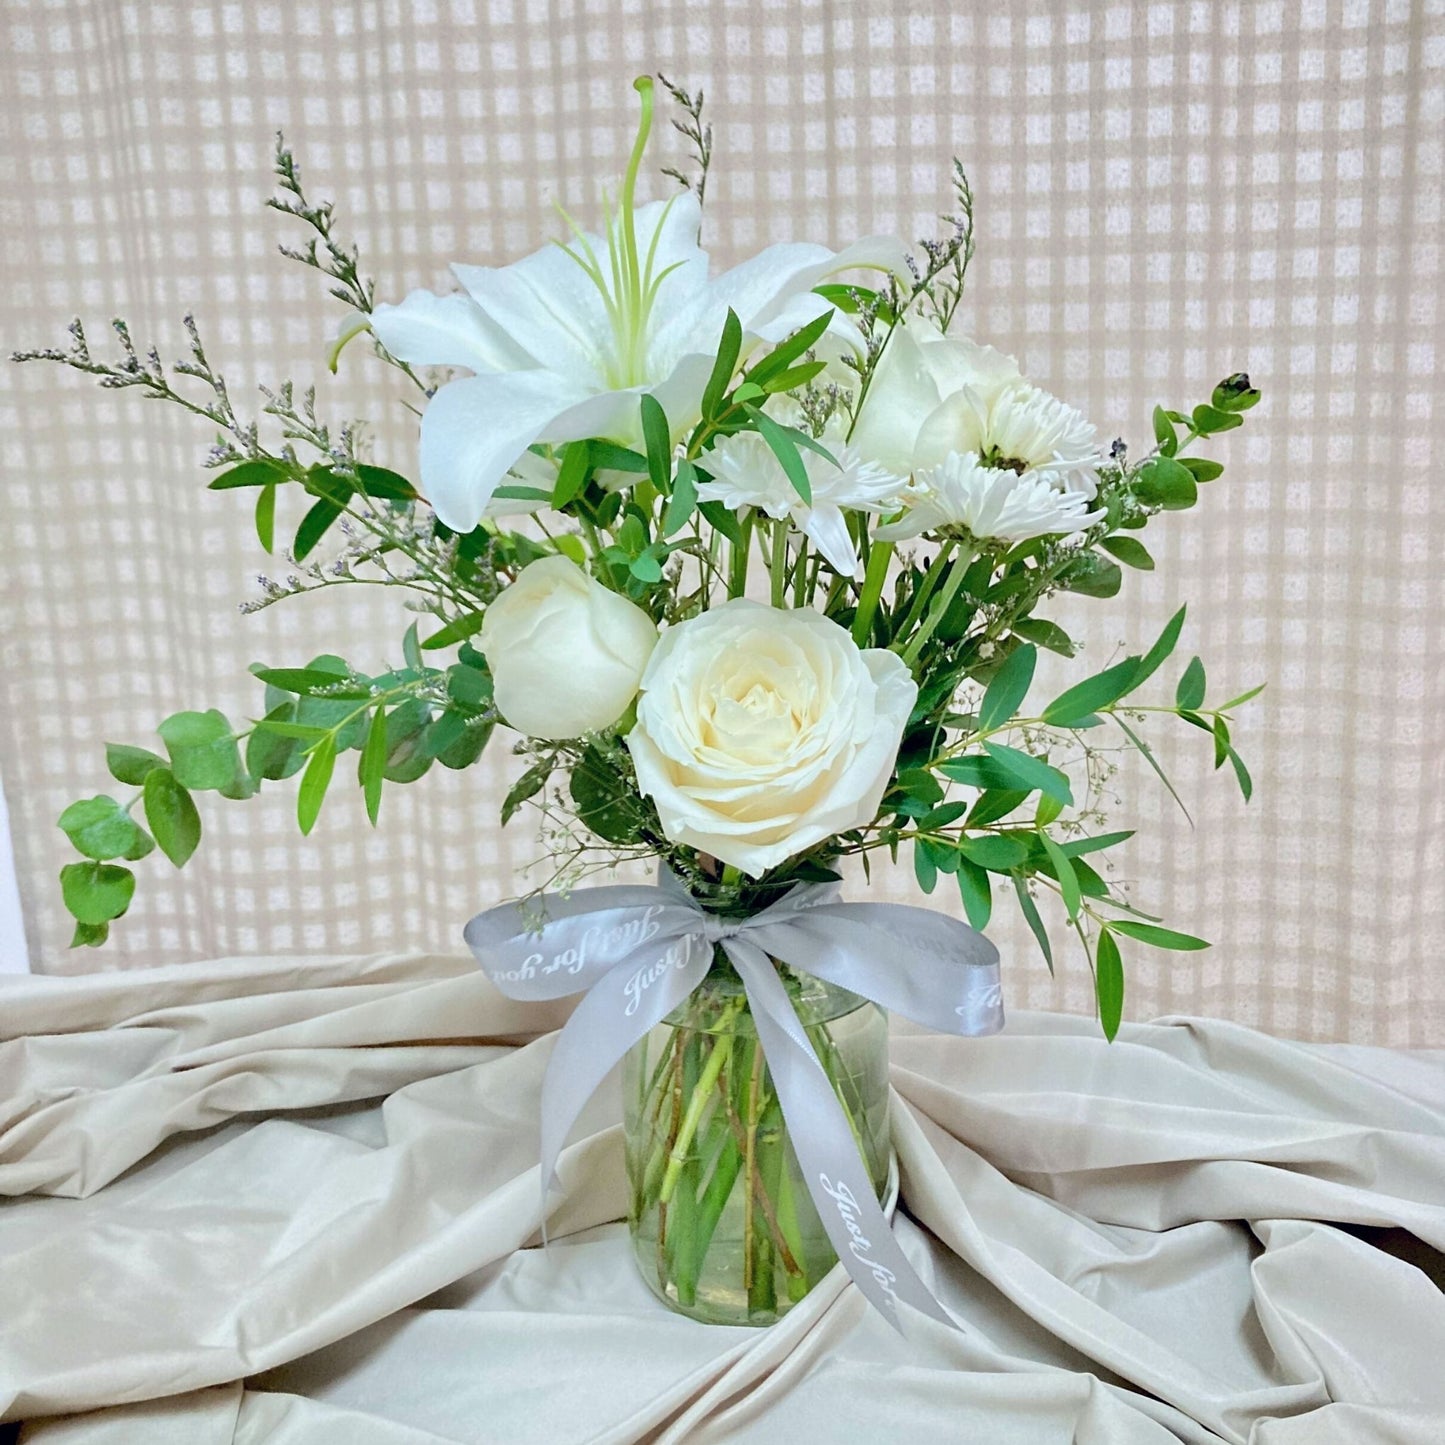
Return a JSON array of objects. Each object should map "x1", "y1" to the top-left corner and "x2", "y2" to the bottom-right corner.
[
  {"x1": 626, "y1": 599, "x2": 917, "y2": 877},
  {"x1": 479, "y1": 556, "x2": 658, "y2": 740}
]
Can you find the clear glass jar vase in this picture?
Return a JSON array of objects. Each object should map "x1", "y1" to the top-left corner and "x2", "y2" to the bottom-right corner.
[{"x1": 622, "y1": 952, "x2": 891, "y2": 1326}]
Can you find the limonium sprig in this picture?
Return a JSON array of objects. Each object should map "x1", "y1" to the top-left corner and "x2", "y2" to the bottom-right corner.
[{"x1": 17, "y1": 76, "x2": 1263, "y2": 1040}]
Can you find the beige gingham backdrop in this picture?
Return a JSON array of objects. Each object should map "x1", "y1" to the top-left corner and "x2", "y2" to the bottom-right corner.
[{"x1": 1, "y1": 0, "x2": 1441, "y2": 1043}]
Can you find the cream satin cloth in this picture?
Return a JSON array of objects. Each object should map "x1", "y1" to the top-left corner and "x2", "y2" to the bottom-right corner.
[{"x1": 1, "y1": 953, "x2": 1442, "y2": 1443}]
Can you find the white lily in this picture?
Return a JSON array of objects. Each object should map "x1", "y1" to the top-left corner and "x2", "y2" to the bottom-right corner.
[
  {"x1": 876, "y1": 450, "x2": 1104, "y2": 545},
  {"x1": 369, "y1": 79, "x2": 910, "y2": 533},
  {"x1": 696, "y1": 427, "x2": 906, "y2": 578}
]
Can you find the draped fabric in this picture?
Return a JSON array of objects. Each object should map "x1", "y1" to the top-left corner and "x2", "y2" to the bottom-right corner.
[
  {"x1": 0, "y1": 1, "x2": 1441, "y2": 1044},
  {"x1": 2, "y1": 954, "x2": 1443, "y2": 1440}
]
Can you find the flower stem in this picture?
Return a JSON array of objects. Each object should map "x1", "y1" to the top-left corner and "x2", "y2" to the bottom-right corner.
[
  {"x1": 769, "y1": 520, "x2": 788, "y2": 608},
  {"x1": 852, "y1": 538, "x2": 894, "y2": 644},
  {"x1": 659, "y1": 997, "x2": 746, "y2": 1203},
  {"x1": 900, "y1": 548, "x2": 974, "y2": 668}
]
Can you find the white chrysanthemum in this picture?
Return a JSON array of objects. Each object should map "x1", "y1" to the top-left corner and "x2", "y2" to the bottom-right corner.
[
  {"x1": 696, "y1": 429, "x2": 906, "y2": 577},
  {"x1": 875, "y1": 451, "x2": 1104, "y2": 545},
  {"x1": 916, "y1": 381, "x2": 1102, "y2": 495}
]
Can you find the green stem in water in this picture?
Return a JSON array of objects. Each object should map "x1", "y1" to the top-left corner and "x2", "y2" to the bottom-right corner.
[{"x1": 659, "y1": 997, "x2": 746, "y2": 1203}]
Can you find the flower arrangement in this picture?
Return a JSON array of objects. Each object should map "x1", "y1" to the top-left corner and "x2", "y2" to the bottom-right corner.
[{"x1": 18, "y1": 76, "x2": 1261, "y2": 1328}]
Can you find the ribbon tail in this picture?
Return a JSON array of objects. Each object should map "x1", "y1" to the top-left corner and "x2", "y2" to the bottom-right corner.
[
  {"x1": 724, "y1": 938, "x2": 955, "y2": 1333},
  {"x1": 533, "y1": 934, "x2": 712, "y2": 1240}
]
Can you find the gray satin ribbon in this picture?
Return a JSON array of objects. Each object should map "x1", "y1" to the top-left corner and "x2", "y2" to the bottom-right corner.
[{"x1": 463, "y1": 879, "x2": 1004, "y2": 1331}]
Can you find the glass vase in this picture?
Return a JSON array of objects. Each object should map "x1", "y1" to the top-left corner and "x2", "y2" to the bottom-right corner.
[{"x1": 622, "y1": 951, "x2": 891, "y2": 1326}]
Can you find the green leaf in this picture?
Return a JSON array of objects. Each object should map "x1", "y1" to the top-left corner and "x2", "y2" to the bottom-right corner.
[
  {"x1": 663, "y1": 457, "x2": 698, "y2": 537},
  {"x1": 58, "y1": 795, "x2": 152, "y2": 862},
  {"x1": 1176, "y1": 656, "x2": 1207, "y2": 710},
  {"x1": 1179, "y1": 456, "x2": 1224, "y2": 482},
  {"x1": 250, "y1": 667, "x2": 371, "y2": 699},
  {"x1": 59, "y1": 861, "x2": 135, "y2": 926},
  {"x1": 354, "y1": 465, "x2": 418, "y2": 501},
  {"x1": 749, "y1": 407, "x2": 812, "y2": 504},
  {"x1": 1212, "y1": 715, "x2": 1231, "y2": 769},
  {"x1": 250, "y1": 718, "x2": 329, "y2": 743},
  {"x1": 501, "y1": 761, "x2": 551, "y2": 825},
  {"x1": 1109, "y1": 920, "x2": 1210, "y2": 951},
  {"x1": 1192, "y1": 402, "x2": 1244, "y2": 433},
  {"x1": 913, "y1": 839, "x2": 938, "y2": 894},
  {"x1": 1096, "y1": 929, "x2": 1124, "y2": 1041},
  {"x1": 588, "y1": 442, "x2": 649, "y2": 474},
  {"x1": 1228, "y1": 746, "x2": 1254, "y2": 801},
  {"x1": 761, "y1": 360, "x2": 827, "y2": 394},
  {"x1": 551, "y1": 441, "x2": 591, "y2": 511},
  {"x1": 1011, "y1": 871, "x2": 1053, "y2": 974},
  {"x1": 981, "y1": 743, "x2": 1074, "y2": 806},
  {"x1": 1113, "y1": 716, "x2": 1193, "y2": 823},
  {"x1": 1042, "y1": 658, "x2": 1142, "y2": 728},
  {"x1": 293, "y1": 494, "x2": 346, "y2": 561},
  {"x1": 1038, "y1": 833, "x2": 1081, "y2": 919},
  {"x1": 435, "y1": 715, "x2": 494, "y2": 771},
  {"x1": 403, "y1": 622, "x2": 423, "y2": 672},
  {"x1": 360, "y1": 709, "x2": 387, "y2": 825},
  {"x1": 1060, "y1": 830, "x2": 1135, "y2": 858},
  {"x1": 420, "y1": 612, "x2": 485, "y2": 651},
  {"x1": 297, "y1": 737, "x2": 336, "y2": 836},
  {"x1": 700, "y1": 309, "x2": 743, "y2": 420},
  {"x1": 1220, "y1": 682, "x2": 1266, "y2": 711},
  {"x1": 254, "y1": 482, "x2": 277, "y2": 553},
  {"x1": 1152, "y1": 404, "x2": 1177, "y2": 457},
  {"x1": 1011, "y1": 617, "x2": 1075, "y2": 656},
  {"x1": 956, "y1": 857, "x2": 992, "y2": 930},
  {"x1": 937, "y1": 755, "x2": 1024, "y2": 791},
  {"x1": 491, "y1": 484, "x2": 552, "y2": 503},
  {"x1": 629, "y1": 550, "x2": 665, "y2": 584},
  {"x1": 959, "y1": 834, "x2": 1030, "y2": 871},
  {"x1": 381, "y1": 699, "x2": 434, "y2": 783},
  {"x1": 978, "y1": 642, "x2": 1036, "y2": 733},
  {"x1": 247, "y1": 703, "x2": 302, "y2": 781},
  {"x1": 206, "y1": 458, "x2": 289, "y2": 490},
  {"x1": 571, "y1": 747, "x2": 643, "y2": 845},
  {"x1": 1062, "y1": 555, "x2": 1123, "y2": 599},
  {"x1": 70, "y1": 920, "x2": 109, "y2": 949},
  {"x1": 640, "y1": 393, "x2": 673, "y2": 494},
  {"x1": 745, "y1": 309, "x2": 833, "y2": 387},
  {"x1": 1211, "y1": 373, "x2": 1260, "y2": 412},
  {"x1": 919, "y1": 801, "x2": 971, "y2": 829},
  {"x1": 699, "y1": 500, "x2": 742, "y2": 545},
  {"x1": 1034, "y1": 791, "x2": 1064, "y2": 827},
  {"x1": 1132, "y1": 605, "x2": 1187, "y2": 691},
  {"x1": 447, "y1": 662, "x2": 492, "y2": 710},
  {"x1": 158, "y1": 710, "x2": 240, "y2": 792},
  {"x1": 106, "y1": 743, "x2": 165, "y2": 787},
  {"x1": 1134, "y1": 456, "x2": 1198, "y2": 510},
  {"x1": 1101, "y1": 536, "x2": 1154, "y2": 571},
  {"x1": 966, "y1": 789, "x2": 1030, "y2": 826},
  {"x1": 143, "y1": 768, "x2": 201, "y2": 867}
]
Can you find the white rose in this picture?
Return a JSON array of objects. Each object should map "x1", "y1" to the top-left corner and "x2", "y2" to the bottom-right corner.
[
  {"x1": 626, "y1": 599, "x2": 917, "y2": 876},
  {"x1": 479, "y1": 556, "x2": 657, "y2": 740}
]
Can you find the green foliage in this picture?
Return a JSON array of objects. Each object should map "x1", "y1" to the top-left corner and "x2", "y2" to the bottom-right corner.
[
  {"x1": 60, "y1": 862, "x2": 135, "y2": 928},
  {"x1": 1095, "y1": 929, "x2": 1124, "y2": 1040},
  {"x1": 157, "y1": 710, "x2": 241, "y2": 791},
  {"x1": 143, "y1": 768, "x2": 201, "y2": 867},
  {"x1": 58, "y1": 796, "x2": 153, "y2": 862}
]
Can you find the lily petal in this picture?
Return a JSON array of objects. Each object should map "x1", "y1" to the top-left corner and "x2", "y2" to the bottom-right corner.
[
  {"x1": 418, "y1": 371, "x2": 635, "y2": 531},
  {"x1": 369, "y1": 289, "x2": 532, "y2": 373}
]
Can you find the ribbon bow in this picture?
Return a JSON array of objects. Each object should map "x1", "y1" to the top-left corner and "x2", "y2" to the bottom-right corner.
[{"x1": 464, "y1": 877, "x2": 1003, "y2": 1330}]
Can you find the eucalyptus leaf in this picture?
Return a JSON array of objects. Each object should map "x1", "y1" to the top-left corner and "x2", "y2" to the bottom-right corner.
[
  {"x1": 978, "y1": 642, "x2": 1036, "y2": 732},
  {"x1": 59, "y1": 861, "x2": 135, "y2": 927},
  {"x1": 981, "y1": 743, "x2": 1073, "y2": 806},
  {"x1": 1011, "y1": 871, "x2": 1053, "y2": 974},
  {"x1": 58, "y1": 795, "x2": 151, "y2": 862},
  {"x1": 1109, "y1": 920, "x2": 1210, "y2": 951},
  {"x1": 157, "y1": 710, "x2": 240, "y2": 792},
  {"x1": 956, "y1": 857, "x2": 992, "y2": 930},
  {"x1": 1176, "y1": 656, "x2": 1207, "y2": 710},
  {"x1": 143, "y1": 768, "x2": 201, "y2": 867},
  {"x1": 106, "y1": 743, "x2": 165, "y2": 787}
]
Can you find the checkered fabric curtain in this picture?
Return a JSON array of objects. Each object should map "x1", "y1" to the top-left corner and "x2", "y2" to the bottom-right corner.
[{"x1": 1, "y1": 0, "x2": 1441, "y2": 1043}]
